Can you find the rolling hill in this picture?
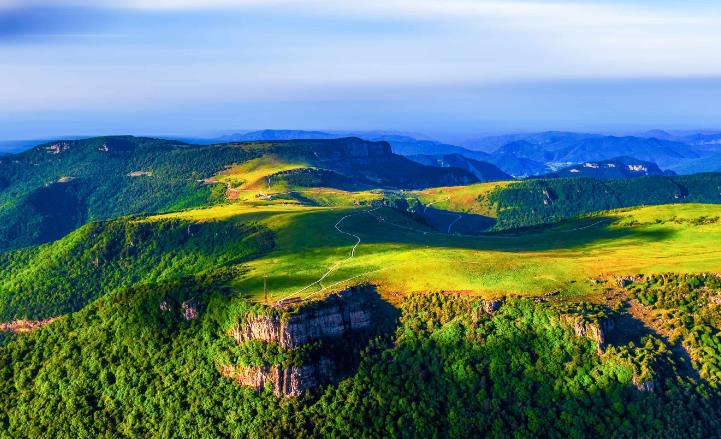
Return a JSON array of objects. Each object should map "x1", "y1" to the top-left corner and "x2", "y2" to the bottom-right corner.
[
  {"x1": 5, "y1": 132, "x2": 721, "y2": 437},
  {"x1": 0, "y1": 135, "x2": 477, "y2": 251}
]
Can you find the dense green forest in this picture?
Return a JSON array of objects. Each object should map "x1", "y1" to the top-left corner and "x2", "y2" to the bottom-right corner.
[
  {"x1": 3, "y1": 283, "x2": 721, "y2": 437},
  {"x1": 0, "y1": 216, "x2": 274, "y2": 322},
  {"x1": 489, "y1": 173, "x2": 721, "y2": 229},
  {"x1": 0, "y1": 136, "x2": 247, "y2": 251}
]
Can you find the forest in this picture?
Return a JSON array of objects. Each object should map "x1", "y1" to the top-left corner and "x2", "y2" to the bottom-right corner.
[
  {"x1": 489, "y1": 173, "x2": 721, "y2": 229},
  {"x1": 3, "y1": 283, "x2": 721, "y2": 437}
]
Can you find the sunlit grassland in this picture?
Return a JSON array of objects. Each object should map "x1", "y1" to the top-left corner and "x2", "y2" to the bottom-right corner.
[
  {"x1": 207, "y1": 155, "x2": 384, "y2": 206},
  {"x1": 142, "y1": 203, "x2": 323, "y2": 222},
  {"x1": 153, "y1": 198, "x2": 721, "y2": 303},
  {"x1": 413, "y1": 180, "x2": 515, "y2": 217},
  {"x1": 214, "y1": 155, "x2": 308, "y2": 190}
]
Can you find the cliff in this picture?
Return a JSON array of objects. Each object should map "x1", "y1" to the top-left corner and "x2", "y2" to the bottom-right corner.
[
  {"x1": 224, "y1": 287, "x2": 384, "y2": 397},
  {"x1": 573, "y1": 317, "x2": 615, "y2": 354},
  {"x1": 229, "y1": 290, "x2": 372, "y2": 349},
  {"x1": 222, "y1": 357, "x2": 334, "y2": 397}
]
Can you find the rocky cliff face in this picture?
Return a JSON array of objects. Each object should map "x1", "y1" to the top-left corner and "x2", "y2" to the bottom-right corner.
[
  {"x1": 225, "y1": 288, "x2": 378, "y2": 397},
  {"x1": 478, "y1": 298, "x2": 504, "y2": 315},
  {"x1": 573, "y1": 317, "x2": 615, "y2": 354},
  {"x1": 222, "y1": 357, "x2": 335, "y2": 397},
  {"x1": 230, "y1": 291, "x2": 372, "y2": 349}
]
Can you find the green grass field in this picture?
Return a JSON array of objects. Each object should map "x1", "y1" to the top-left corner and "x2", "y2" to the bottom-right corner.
[
  {"x1": 413, "y1": 181, "x2": 514, "y2": 216},
  {"x1": 149, "y1": 197, "x2": 721, "y2": 303}
]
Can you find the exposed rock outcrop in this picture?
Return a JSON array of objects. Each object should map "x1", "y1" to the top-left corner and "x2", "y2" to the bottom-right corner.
[
  {"x1": 533, "y1": 290, "x2": 560, "y2": 303},
  {"x1": 181, "y1": 301, "x2": 199, "y2": 321},
  {"x1": 0, "y1": 318, "x2": 56, "y2": 334},
  {"x1": 223, "y1": 288, "x2": 389, "y2": 397},
  {"x1": 633, "y1": 377, "x2": 656, "y2": 393},
  {"x1": 573, "y1": 318, "x2": 615, "y2": 354},
  {"x1": 617, "y1": 274, "x2": 645, "y2": 288},
  {"x1": 478, "y1": 298, "x2": 504, "y2": 315},
  {"x1": 222, "y1": 357, "x2": 335, "y2": 397},
  {"x1": 230, "y1": 290, "x2": 372, "y2": 349}
]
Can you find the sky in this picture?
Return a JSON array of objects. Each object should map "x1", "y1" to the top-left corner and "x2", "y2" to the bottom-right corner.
[{"x1": 1, "y1": 0, "x2": 721, "y2": 141}]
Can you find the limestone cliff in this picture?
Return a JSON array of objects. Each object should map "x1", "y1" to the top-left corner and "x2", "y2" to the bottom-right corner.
[
  {"x1": 222, "y1": 357, "x2": 334, "y2": 397},
  {"x1": 229, "y1": 290, "x2": 372, "y2": 349},
  {"x1": 573, "y1": 317, "x2": 615, "y2": 354},
  {"x1": 225, "y1": 288, "x2": 382, "y2": 397}
]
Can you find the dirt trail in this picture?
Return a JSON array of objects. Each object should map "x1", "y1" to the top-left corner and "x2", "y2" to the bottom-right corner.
[
  {"x1": 280, "y1": 207, "x2": 380, "y2": 302},
  {"x1": 446, "y1": 214, "x2": 462, "y2": 233},
  {"x1": 422, "y1": 198, "x2": 463, "y2": 234}
]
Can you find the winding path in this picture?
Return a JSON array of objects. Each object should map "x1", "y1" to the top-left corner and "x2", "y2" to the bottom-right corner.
[
  {"x1": 424, "y1": 200, "x2": 462, "y2": 234},
  {"x1": 276, "y1": 206, "x2": 614, "y2": 303},
  {"x1": 280, "y1": 207, "x2": 380, "y2": 302},
  {"x1": 568, "y1": 218, "x2": 613, "y2": 232},
  {"x1": 446, "y1": 213, "x2": 462, "y2": 233}
]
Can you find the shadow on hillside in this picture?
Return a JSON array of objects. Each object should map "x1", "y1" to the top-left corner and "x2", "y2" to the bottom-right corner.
[
  {"x1": 347, "y1": 211, "x2": 677, "y2": 253},
  {"x1": 606, "y1": 312, "x2": 650, "y2": 347},
  {"x1": 422, "y1": 207, "x2": 496, "y2": 234},
  {"x1": 316, "y1": 285, "x2": 400, "y2": 381},
  {"x1": 607, "y1": 308, "x2": 703, "y2": 384}
]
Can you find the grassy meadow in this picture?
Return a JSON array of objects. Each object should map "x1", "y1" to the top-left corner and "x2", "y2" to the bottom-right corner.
[
  {"x1": 149, "y1": 193, "x2": 721, "y2": 303},
  {"x1": 413, "y1": 181, "x2": 515, "y2": 216}
]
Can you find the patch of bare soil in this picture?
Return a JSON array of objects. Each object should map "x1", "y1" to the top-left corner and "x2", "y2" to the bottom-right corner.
[{"x1": 0, "y1": 318, "x2": 56, "y2": 333}]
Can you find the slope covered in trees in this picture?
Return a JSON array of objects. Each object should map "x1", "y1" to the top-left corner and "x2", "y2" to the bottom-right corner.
[
  {"x1": 2, "y1": 287, "x2": 721, "y2": 437},
  {"x1": 0, "y1": 216, "x2": 273, "y2": 322},
  {"x1": 489, "y1": 173, "x2": 721, "y2": 229}
]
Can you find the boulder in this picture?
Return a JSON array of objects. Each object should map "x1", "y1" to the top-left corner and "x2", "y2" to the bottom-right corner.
[{"x1": 479, "y1": 298, "x2": 504, "y2": 315}]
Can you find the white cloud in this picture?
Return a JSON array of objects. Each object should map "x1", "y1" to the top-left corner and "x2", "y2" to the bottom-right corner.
[{"x1": 2, "y1": 0, "x2": 720, "y2": 113}]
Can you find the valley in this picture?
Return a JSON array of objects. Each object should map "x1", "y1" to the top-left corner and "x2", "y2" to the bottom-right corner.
[
  {"x1": 3, "y1": 135, "x2": 721, "y2": 437},
  {"x1": 6, "y1": 1, "x2": 721, "y2": 435}
]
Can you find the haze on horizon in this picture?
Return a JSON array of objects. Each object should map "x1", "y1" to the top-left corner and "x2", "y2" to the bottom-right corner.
[{"x1": 1, "y1": 0, "x2": 720, "y2": 141}]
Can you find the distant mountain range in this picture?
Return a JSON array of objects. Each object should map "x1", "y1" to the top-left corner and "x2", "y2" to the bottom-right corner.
[
  {"x1": 407, "y1": 154, "x2": 511, "y2": 182},
  {"x1": 216, "y1": 129, "x2": 338, "y2": 142},
  {"x1": 495, "y1": 136, "x2": 699, "y2": 169},
  {"x1": 462, "y1": 131, "x2": 603, "y2": 153},
  {"x1": 208, "y1": 129, "x2": 706, "y2": 178},
  {"x1": 383, "y1": 130, "x2": 721, "y2": 177},
  {"x1": 540, "y1": 157, "x2": 672, "y2": 180},
  {"x1": 8, "y1": 128, "x2": 721, "y2": 178}
]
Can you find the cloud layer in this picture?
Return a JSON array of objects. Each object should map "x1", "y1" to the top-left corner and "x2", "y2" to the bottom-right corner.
[{"x1": 1, "y1": 0, "x2": 720, "y2": 138}]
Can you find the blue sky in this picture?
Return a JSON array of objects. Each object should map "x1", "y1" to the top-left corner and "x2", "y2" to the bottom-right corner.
[{"x1": 1, "y1": 0, "x2": 720, "y2": 140}]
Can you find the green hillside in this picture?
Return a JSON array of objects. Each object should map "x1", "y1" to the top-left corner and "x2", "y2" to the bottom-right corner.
[
  {"x1": 3, "y1": 281, "x2": 721, "y2": 437},
  {"x1": 489, "y1": 173, "x2": 721, "y2": 229},
  {"x1": 5, "y1": 199, "x2": 721, "y2": 325},
  {"x1": 0, "y1": 216, "x2": 273, "y2": 321},
  {"x1": 0, "y1": 136, "x2": 475, "y2": 252},
  {"x1": 414, "y1": 173, "x2": 721, "y2": 231},
  {"x1": 4, "y1": 136, "x2": 721, "y2": 437}
]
